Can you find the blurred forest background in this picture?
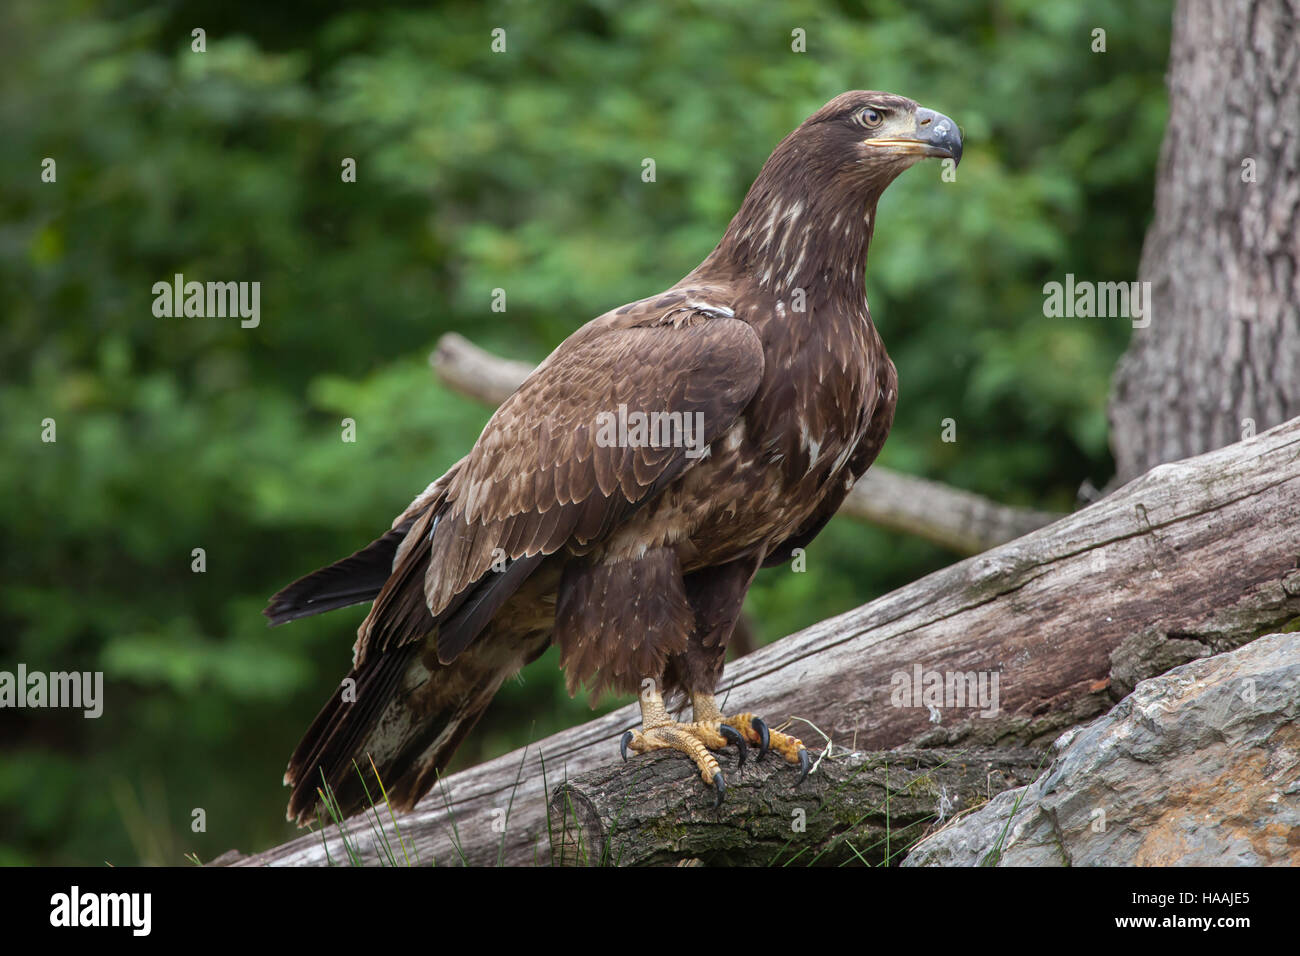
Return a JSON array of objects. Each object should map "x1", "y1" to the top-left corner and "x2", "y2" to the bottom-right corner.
[{"x1": 1, "y1": 0, "x2": 1171, "y2": 864}]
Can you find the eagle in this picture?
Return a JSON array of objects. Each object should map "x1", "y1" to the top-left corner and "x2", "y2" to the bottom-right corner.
[{"x1": 267, "y1": 91, "x2": 962, "y2": 822}]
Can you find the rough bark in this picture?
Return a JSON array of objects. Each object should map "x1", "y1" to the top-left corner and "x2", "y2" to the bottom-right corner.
[
  {"x1": 547, "y1": 747, "x2": 1044, "y2": 867},
  {"x1": 432, "y1": 332, "x2": 1061, "y2": 554},
  {"x1": 1109, "y1": 0, "x2": 1300, "y2": 484},
  {"x1": 224, "y1": 415, "x2": 1300, "y2": 867}
]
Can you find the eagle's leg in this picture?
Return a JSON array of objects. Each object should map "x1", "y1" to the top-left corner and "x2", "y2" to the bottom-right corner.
[
  {"x1": 691, "y1": 693, "x2": 811, "y2": 784},
  {"x1": 620, "y1": 687, "x2": 746, "y2": 807}
]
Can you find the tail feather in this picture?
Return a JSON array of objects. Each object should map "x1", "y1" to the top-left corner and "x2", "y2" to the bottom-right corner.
[
  {"x1": 285, "y1": 642, "x2": 423, "y2": 824},
  {"x1": 283, "y1": 637, "x2": 535, "y2": 826},
  {"x1": 264, "y1": 525, "x2": 411, "y2": 626},
  {"x1": 271, "y1": 466, "x2": 553, "y2": 825}
]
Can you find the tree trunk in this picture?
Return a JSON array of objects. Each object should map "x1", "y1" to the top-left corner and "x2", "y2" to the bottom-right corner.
[
  {"x1": 1109, "y1": 0, "x2": 1300, "y2": 484},
  {"x1": 223, "y1": 416, "x2": 1300, "y2": 867}
]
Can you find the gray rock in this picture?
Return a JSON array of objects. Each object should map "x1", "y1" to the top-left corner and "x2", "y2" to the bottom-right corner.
[{"x1": 903, "y1": 632, "x2": 1300, "y2": 866}]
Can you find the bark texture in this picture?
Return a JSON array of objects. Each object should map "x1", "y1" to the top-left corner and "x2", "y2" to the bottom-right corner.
[
  {"x1": 1110, "y1": 0, "x2": 1300, "y2": 483},
  {"x1": 548, "y1": 747, "x2": 1044, "y2": 867}
]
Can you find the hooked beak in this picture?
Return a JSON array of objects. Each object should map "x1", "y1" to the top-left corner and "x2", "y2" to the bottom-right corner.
[{"x1": 864, "y1": 107, "x2": 963, "y2": 166}]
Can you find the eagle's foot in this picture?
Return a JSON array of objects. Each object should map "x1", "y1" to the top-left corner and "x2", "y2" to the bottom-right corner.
[
  {"x1": 723, "y1": 712, "x2": 809, "y2": 780},
  {"x1": 618, "y1": 691, "x2": 812, "y2": 806},
  {"x1": 619, "y1": 720, "x2": 745, "y2": 808},
  {"x1": 698, "y1": 700, "x2": 812, "y2": 786}
]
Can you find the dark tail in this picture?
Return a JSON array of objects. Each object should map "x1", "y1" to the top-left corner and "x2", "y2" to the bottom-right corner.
[
  {"x1": 284, "y1": 640, "x2": 510, "y2": 826},
  {"x1": 269, "y1": 489, "x2": 546, "y2": 825},
  {"x1": 263, "y1": 526, "x2": 413, "y2": 626}
]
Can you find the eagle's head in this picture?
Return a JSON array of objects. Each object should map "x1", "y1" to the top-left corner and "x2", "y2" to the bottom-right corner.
[
  {"x1": 708, "y1": 90, "x2": 961, "y2": 299},
  {"x1": 790, "y1": 90, "x2": 962, "y2": 195}
]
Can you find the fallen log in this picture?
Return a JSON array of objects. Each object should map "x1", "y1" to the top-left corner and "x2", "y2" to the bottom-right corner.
[
  {"x1": 227, "y1": 415, "x2": 1300, "y2": 867},
  {"x1": 430, "y1": 332, "x2": 1061, "y2": 554},
  {"x1": 548, "y1": 746, "x2": 1044, "y2": 867}
]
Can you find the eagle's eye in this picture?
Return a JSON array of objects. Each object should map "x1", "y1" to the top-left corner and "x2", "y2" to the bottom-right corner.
[{"x1": 856, "y1": 107, "x2": 884, "y2": 129}]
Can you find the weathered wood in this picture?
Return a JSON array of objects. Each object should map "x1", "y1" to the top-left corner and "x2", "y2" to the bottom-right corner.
[
  {"x1": 229, "y1": 415, "x2": 1300, "y2": 867},
  {"x1": 430, "y1": 333, "x2": 536, "y2": 408},
  {"x1": 430, "y1": 332, "x2": 1061, "y2": 554},
  {"x1": 848, "y1": 465, "x2": 1059, "y2": 555},
  {"x1": 548, "y1": 747, "x2": 1044, "y2": 867}
]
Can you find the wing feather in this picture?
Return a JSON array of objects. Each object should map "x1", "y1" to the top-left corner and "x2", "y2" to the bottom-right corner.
[
  {"x1": 356, "y1": 301, "x2": 763, "y2": 666},
  {"x1": 352, "y1": 296, "x2": 762, "y2": 667}
]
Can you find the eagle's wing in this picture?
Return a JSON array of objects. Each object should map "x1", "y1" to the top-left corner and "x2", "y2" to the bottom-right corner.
[{"x1": 356, "y1": 296, "x2": 765, "y2": 666}]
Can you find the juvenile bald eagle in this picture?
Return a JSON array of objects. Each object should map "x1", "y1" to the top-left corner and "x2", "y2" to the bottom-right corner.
[{"x1": 267, "y1": 91, "x2": 962, "y2": 821}]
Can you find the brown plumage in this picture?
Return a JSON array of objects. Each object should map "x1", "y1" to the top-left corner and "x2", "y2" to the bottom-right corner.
[{"x1": 267, "y1": 90, "x2": 962, "y2": 823}]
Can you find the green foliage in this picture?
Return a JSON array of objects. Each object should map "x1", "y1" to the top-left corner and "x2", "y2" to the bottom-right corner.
[{"x1": 0, "y1": 0, "x2": 1169, "y2": 863}]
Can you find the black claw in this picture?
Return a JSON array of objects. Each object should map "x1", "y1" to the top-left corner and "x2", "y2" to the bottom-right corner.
[
  {"x1": 795, "y1": 748, "x2": 812, "y2": 786},
  {"x1": 712, "y1": 771, "x2": 726, "y2": 809},
  {"x1": 719, "y1": 723, "x2": 748, "y2": 767},
  {"x1": 751, "y1": 717, "x2": 770, "y2": 760},
  {"x1": 620, "y1": 730, "x2": 633, "y2": 762}
]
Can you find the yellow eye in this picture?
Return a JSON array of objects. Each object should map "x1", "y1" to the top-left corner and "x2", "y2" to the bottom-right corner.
[{"x1": 857, "y1": 107, "x2": 883, "y2": 128}]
